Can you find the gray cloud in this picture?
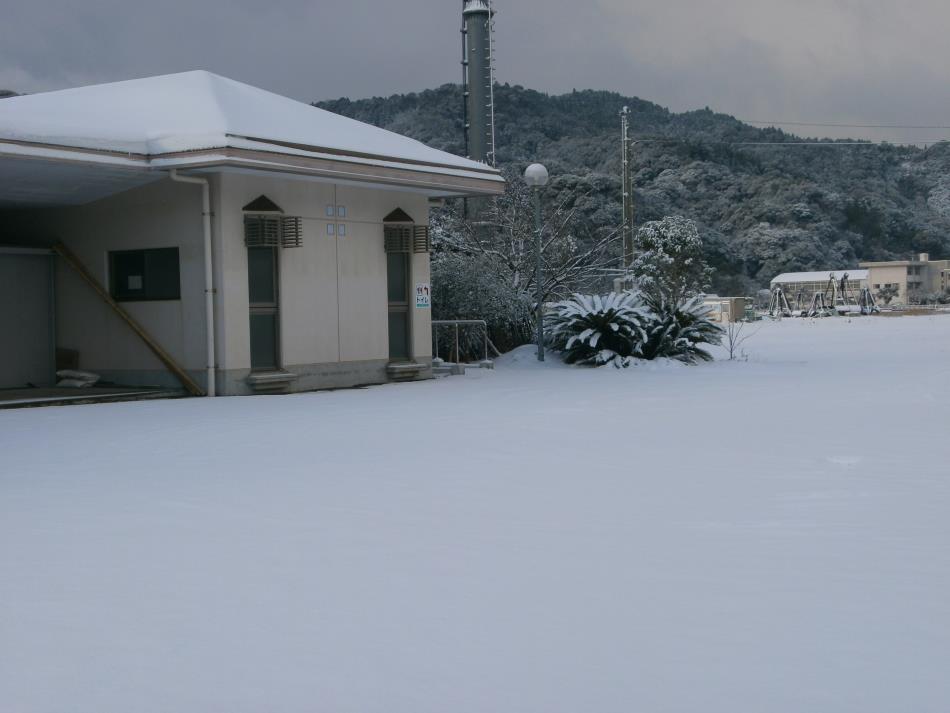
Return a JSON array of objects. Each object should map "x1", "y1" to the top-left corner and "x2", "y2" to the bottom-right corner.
[{"x1": 3, "y1": 0, "x2": 949, "y2": 143}]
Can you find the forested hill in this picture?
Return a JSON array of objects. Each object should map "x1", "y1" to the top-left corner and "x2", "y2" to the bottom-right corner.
[{"x1": 318, "y1": 84, "x2": 950, "y2": 293}]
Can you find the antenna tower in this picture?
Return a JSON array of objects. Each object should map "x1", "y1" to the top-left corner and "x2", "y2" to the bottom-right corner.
[{"x1": 620, "y1": 106, "x2": 634, "y2": 269}]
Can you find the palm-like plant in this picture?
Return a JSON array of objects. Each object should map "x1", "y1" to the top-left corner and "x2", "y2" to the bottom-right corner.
[
  {"x1": 545, "y1": 292, "x2": 651, "y2": 367},
  {"x1": 546, "y1": 292, "x2": 722, "y2": 367},
  {"x1": 639, "y1": 294, "x2": 722, "y2": 363}
]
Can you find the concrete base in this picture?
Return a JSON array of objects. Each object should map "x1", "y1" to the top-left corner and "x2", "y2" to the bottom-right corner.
[
  {"x1": 220, "y1": 357, "x2": 433, "y2": 396},
  {"x1": 0, "y1": 386, "x2": 184, "y2": 409},
  {"x1": 77, "y1": 358, "x2": 434, "y2": 397},
  {"x1": 246, "y1": 370, "x2": 298, "y2": 394}
]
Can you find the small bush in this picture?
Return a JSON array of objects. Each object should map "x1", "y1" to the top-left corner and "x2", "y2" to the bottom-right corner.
[
  {"x1": 545, "y1": 292, "x2": 651, "y2": 367},
  {"x1": 546, "y1": 291, "x2": 723, "y2": 367},
  {"x1": 639, "y1": 294, "x2": 723, "y2": 364}
]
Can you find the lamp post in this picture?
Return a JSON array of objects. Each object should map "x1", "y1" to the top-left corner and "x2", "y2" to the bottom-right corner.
[{"x1": 524, "y1": 163, "x2": 549, "y2": 361}]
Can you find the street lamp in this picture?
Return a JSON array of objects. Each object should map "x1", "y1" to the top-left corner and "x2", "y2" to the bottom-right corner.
[{"x1": 524, "y1": 163, "x2": 549, "y2": 361}]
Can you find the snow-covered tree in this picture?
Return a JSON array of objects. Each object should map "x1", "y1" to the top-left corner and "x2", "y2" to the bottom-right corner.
[
  {"x1": 430, "y1": 168, "x2": 620, "y2": 353},
  {"x1": 631, "y1": 216, "x2": 714, "y2": 304},
  {"x1": 430, "y1": 249, "x2": 534, "y2": 356},
  {"x1": 876, "y1": 284, "x2": 899, "y2": 305}
]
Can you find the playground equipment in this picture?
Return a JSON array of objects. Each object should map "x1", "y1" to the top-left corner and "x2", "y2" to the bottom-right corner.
[
  {"x1": 858, "y1": 287, "x2": 880, "y2": 315},
  {"x1": 795, "y1": 289, "x2": 807, "y2": 313},
  {"x1": 805, "y1": 291, "x2": 835, "y2": 317},
  {"x1": 823, "y1": 272, "x2": 860, "y2": 313},
  {"x1": 768, "y1": 271, "x2": 880, "y2": 320},
  {"x1": 768, "y1": 286, "x2": 793, "y2": 318}
]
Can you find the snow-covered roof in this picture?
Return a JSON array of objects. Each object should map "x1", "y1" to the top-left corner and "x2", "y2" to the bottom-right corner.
[
  {"x1": 771, "y1": 269, "x2": 869, "y2": 285},
  {"x1": 0, "y1": 71, "x2": 499, "y2": 178}
]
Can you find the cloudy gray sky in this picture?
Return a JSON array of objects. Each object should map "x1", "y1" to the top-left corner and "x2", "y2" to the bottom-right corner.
[{"x1": 3, "y1": 0, "x2": 949, "y2": 143}]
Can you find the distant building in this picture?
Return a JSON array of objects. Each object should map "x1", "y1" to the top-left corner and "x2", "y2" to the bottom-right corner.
[
  {"x1": 770, "y1": 270, "x2": 869, "y2": 305},
  {"x1": 702, "y1": 296, "x2": 750, "y2": 323},
  {"x1": 859, "y1": 253, "x2": 950, "y2": 305}
]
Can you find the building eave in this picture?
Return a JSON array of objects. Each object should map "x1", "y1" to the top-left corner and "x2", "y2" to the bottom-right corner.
[
  {"x1": 156, "y1": 148, "x2": 503, "y2": 197},
  {"x1": 859, "y1": 261, "x2": 913, "y2": 267},
  {"x1": 0, "y1": 138, "x2": 505, "y2": 207}
]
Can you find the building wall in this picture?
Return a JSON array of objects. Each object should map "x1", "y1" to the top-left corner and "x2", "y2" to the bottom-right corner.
[
  {"x1": 926, "y1": 260, "x2": 950, "y2": 294},
  {"x1": 4, "y1": 173, "x2": 435, "y2": 395},
  {"x1": 3, "y1": 179, "x2": 207, "y2": 389},
  {"x1": 862, "y1": 256, "x2": 950, "y2": 305},
  {"x1": 866, "y1": 265, "x2": 909, "y2": 305},
  {"x1": 702, "y1": 297, "x2": 749, "y2": 323},
  {"x1": 214, "y1": 173, "x2": 433, "y2": 395}
]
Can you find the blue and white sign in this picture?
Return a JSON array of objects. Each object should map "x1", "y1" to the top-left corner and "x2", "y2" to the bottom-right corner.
[{"x1": 415, "y1": 283, "x2": 431, "y2": 309}]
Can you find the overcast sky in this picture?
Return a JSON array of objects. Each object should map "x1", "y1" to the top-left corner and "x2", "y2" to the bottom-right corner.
[{"x1": 3, "y1": 0, "x2": 949, "y2": 144}]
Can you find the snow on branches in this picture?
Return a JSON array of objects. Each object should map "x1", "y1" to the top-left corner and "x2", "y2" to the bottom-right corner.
[{"x1": 632, "y1": 216, "x2": 713, "y2": 305}]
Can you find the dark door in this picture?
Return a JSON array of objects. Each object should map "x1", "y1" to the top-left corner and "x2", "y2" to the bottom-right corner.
[
  {"x1": 387, "y1": 252, "x2": 410, "y2": 360},
  {"x1": 247, "y1": 246, "x2": 280, "y2": 371},
  {"x1": 0, "y1": 250, "x2": 54, "y2": 388}
]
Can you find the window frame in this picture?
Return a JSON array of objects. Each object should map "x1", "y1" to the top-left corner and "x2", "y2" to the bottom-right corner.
[{"x1": 109, "y1": 247, "x2": 181, "y2": 302}]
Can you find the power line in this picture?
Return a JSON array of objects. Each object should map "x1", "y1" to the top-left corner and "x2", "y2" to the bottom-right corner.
[
  {"x1": 742, "y1": 119, "x2": 950, "y2": 130},
  {"x1": 749, "y1": 141, "x2": 949, "y2": 148},
  {"x1": 633, "y1": 137, "x2": 950, "y2": 148}
]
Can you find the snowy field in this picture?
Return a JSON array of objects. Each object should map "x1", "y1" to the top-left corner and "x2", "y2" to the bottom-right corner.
[{"x1": 2, "y1": 314, "x2": 950, "y2": 713}]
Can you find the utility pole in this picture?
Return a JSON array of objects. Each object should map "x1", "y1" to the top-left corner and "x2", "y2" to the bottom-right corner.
[
  {"x1": 620, "y1": 106, "x2": 635, "y2": 272},
  {"x1": 524, "y1": 163, "x2": 550, "y2": 361}
]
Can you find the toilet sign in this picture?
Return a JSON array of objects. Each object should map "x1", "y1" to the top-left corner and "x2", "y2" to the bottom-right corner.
[{"x1": 415, "y1": 283, "x2": 431, "y2": 308}]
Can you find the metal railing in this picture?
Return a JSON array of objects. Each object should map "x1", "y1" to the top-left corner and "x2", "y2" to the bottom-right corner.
[{"x1": 432, "y1": 319, "x2": 493, "y2": 364}]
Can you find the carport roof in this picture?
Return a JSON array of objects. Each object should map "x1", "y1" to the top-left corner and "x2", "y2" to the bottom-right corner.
[{"x1": 0, "y1": 71, "x2": 504, "y2": 208}]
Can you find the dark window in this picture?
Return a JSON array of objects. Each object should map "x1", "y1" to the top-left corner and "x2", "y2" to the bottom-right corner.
[
  {"x1": 387, "y1": 252, "x2": 410, "y2": 361},
  {"x1": 248, "y1": 246, "x2": 278, "y2": 305},
  {"x1": 110, "y1": 248, "x2": 180, "y2": 301},
  {"x1": 387, "y1": 252, "x2": 409, "y2": 303},
  {"x1": 247, "y1": 246, "x2": 279, "y2": 371}
]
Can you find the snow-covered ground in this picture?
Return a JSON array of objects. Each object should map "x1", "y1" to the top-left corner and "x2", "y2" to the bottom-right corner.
[{"x1": 2, "y1": 314, "x2": 949, "y2": 713}]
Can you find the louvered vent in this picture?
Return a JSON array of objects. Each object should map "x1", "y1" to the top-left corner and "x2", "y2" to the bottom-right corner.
[
  {"x1": 384, "y1": 225, "x2": 413, "y2": 253},
  {"x1": 412, "y1": 225, "x2": 431, "y2": 253},
  {"x1": 281, "y1": 216, "x2": 303, "y2": 248},
  {"x1": 244, "y1": 215, "x2": 281, "y2": 247},
  {"x1": 245, "y1": 215, "x2": 304, "y2": 248}
]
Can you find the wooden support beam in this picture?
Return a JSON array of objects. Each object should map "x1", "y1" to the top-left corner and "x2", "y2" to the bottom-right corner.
[{"x1": 51, "y1": 241, "x2": 206, "y2": 397}]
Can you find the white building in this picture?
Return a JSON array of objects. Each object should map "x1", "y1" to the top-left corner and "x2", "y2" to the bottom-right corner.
[
  {"x1": 859, "y1": 253, "x2": 950, "y2": 305},
  {"x1": 770, "y1": 269, "x2": 869, "y2": 303},
  {"x1": 0, "y1": 71, "x2": 503, "y2": 396}
]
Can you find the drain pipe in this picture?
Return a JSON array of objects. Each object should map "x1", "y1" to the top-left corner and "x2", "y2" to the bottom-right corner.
[{"x1": 169, "y1": 169, "x2": 216, "y2": 396}]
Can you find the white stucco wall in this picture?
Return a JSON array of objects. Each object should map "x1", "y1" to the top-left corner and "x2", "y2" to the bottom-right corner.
[
  {"x1": 5, "y1": 179, "x2": 206, "y2": 387},
  {"x1": 215, "y1": 173, "x2": 432, "y2": 390}
]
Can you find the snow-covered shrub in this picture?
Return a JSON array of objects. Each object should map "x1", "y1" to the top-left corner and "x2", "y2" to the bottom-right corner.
[
  {"x1": 431, "y1": 250, "x2": 534, "y2": 357},
  {"x1": 546, "y1": 291, "x2": 722, "y2": 367},
  {"x1": 638, "y1": 294, "x2": 723, "y2": 364},
  {"x1": 545, "y1": 292, "x2": 651, "y2": 367}
]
